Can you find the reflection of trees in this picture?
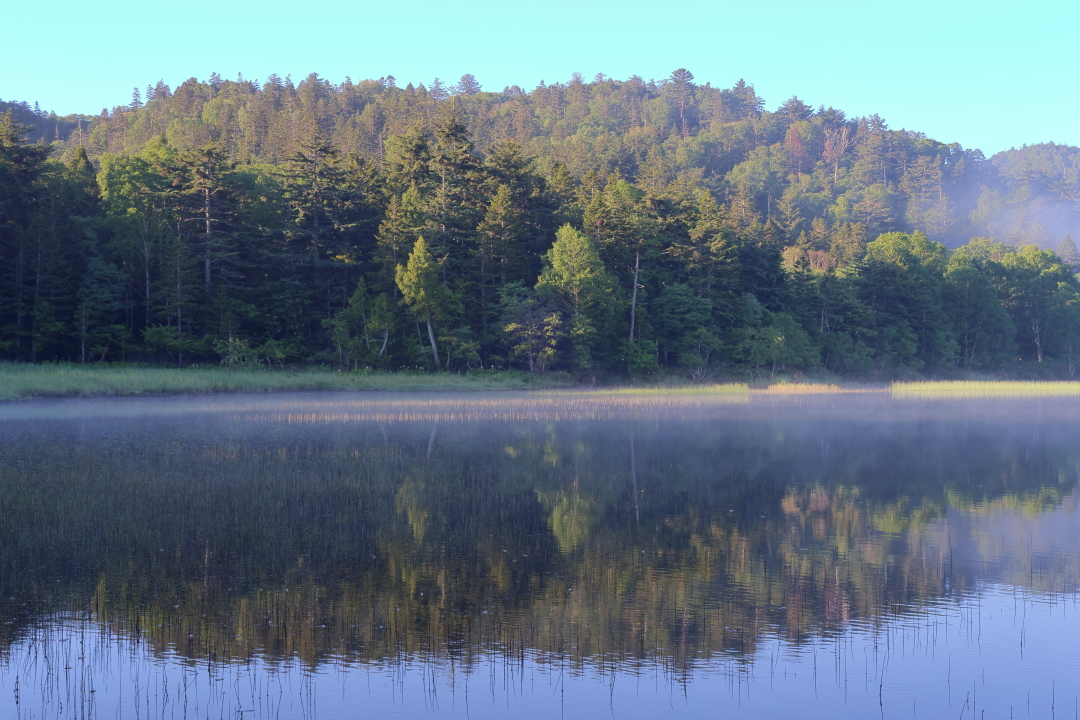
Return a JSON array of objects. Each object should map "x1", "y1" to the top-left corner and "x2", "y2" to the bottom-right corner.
[{"x1": 0, "y1": 410, "x2": 1077, "y2": 672}]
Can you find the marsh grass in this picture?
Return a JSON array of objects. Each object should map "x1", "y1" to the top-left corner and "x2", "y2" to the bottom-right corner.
[
  {"x1": 0, "y1": 363, "x2": 572, "y2": 401},
  {"x1": 556, "y1": 383, "x2": 749, "y2": 396},
  {"x1": 755, "y1": 383, "x2": 884, "y2": 395},
  {"x1": 893, "y1": 380, "x2": 1080, "y2": 398}
]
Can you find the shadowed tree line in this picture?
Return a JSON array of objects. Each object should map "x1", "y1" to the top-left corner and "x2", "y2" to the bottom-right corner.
[{"x1": 3, "y1": 71, "x2": 1080, "y2": 377}]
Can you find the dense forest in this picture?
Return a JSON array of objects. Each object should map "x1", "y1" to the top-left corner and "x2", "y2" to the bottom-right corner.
[{"x1": 3, "y1": 70, "x2": 1080, "y2": 377}]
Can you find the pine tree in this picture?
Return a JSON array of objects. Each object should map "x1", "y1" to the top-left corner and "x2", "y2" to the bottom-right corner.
[
  {"x1": 667, "y1": 69, "x2": 695, "y2": 138},
  {"x1": 1056, "y1": 235, "x2": 1079, "y2": 271},
  {"x1": 164, "y1": 144, "x2": 236, "y2": 298},
  {"x1": 375, "y1": 185, "x2": 425, "y2": 292}
]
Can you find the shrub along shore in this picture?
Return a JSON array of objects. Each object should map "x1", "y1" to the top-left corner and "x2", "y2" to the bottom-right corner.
[{"x1": 4, "y1": 363, "x2": 1080, "y2": 402}]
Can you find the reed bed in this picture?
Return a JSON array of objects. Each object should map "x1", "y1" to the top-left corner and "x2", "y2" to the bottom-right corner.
[
  {"x1": 755, "y1": 383, "x2": 885, "y2": 395},
  {"x1": 551, "y1": 383, "x2": 749, "y2": 396},
  {"x1": 0, "y1": 363, "x2": 571, "y2": 401},
  {"x1": 892, "y1": 380, "x2": 1080, "y2": 399}
]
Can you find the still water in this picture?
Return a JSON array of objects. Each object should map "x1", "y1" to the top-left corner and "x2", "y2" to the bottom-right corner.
[{"x1": 1, "y1": 391, "x2": 1078, "y2": 719}]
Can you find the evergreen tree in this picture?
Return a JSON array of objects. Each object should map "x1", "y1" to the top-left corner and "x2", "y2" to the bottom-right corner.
[
  {"x1": 667, "y1": 68, "x2": 695, "y2": 139},
  {"x1": 396, "y1": 236, "x2": 446, "y2": 367},
  {"x1": 537, "y1": 225, "x2": 618, "y2": 369},
  {"x1": 475, "y1": 184, "x2": 524, "y2": 342}
]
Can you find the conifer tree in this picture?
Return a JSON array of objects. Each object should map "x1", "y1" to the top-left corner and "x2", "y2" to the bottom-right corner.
[{"x1": 396, "y1": 236, "x2": 445, "y2": 367}]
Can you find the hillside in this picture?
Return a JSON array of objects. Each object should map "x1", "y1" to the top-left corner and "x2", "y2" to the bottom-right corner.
[{"x1": 2, "y1": 71, "x2": 1080, "y2": 376}]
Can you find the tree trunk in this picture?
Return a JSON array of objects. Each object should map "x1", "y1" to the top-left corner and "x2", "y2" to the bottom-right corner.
[
  {"x1": 628, "y1": 251, "x2": 640, "y2": 343},
  {"x1": 177, "y1": 248, "x2": 183, "y2": 366},
  {"x1": 31, "y1": 246, "x2": 42, "y2": 363},
  {"x1": 630, "y1": 433, "x2": 639, "y2": 526},
  {"x1": 144, "y1": 243, "x2": 151, "y2": 328},
  {"x1": 479, "y1": 248, "x2": 487, "y2": 340},
  {"x1": 15, "y1": 246, "x2": 24, "y2": 352},
  {"x1": 426, "y1": 312, "x2": 440, "y2": 367},
  {"x1": 204, "y1": 187, "x2": 212, "y2": 295}
]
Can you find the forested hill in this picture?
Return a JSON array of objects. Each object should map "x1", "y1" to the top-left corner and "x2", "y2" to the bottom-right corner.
[
  {"x1": 2, "y1": 70, "x2": 1080, "y2": 377},
  {"x1": 34, "y1": 72, "x2": 1080, "y2": 249},
  {"x1": 0, "y1": 98, "x2": 86, "y2": 147}
]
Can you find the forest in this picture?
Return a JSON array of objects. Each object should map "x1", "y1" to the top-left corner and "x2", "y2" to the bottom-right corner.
[{"x1": 2, "y1": 70, "x2": 1080, "y2": 377}]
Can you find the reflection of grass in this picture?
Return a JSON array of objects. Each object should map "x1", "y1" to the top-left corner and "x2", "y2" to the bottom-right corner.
[
  {"x1": 0, "y1": 363, "x2": 572, "y2": 401},
  {"x1": 755, "y1": 384, "x2": 883, "y2": 395},
  {"x1": 946, "y1": 487, "x2": 1065, "y2": 516},
  {"x1": 241, "y1": 390, "x2": 751, "y2": 424},
  {"x1": 893, "y1": 381, "x2": 1080, "y2": 398},
  {"x1": 559, "y1": 383, "x2": 749, "y2": 396}
]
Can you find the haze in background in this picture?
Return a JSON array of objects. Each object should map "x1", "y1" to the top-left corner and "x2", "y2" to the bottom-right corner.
[{"x1": 4, "y1": 0, "x2": 1077, "y2": 155}]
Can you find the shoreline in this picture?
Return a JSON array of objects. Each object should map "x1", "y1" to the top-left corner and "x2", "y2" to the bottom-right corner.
[
  {"x1": 0, "y1": 364, "x2": 580, "y2": 402},
  {"x1": 4, "y1": 364, "x2": 1080, "y2": 402}
]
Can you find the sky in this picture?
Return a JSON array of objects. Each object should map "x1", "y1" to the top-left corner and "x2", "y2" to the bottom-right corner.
[{"x1": 4, "y1": 0, "x2": 1077, "y2": 156}]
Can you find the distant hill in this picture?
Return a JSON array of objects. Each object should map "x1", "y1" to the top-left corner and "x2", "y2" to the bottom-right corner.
[
  {"x1": 0, "y1": 98, "x2": 89, "y2": 145},
  {"x1": 35, "y1": 71, "x2": 1080, "y2": 249}
]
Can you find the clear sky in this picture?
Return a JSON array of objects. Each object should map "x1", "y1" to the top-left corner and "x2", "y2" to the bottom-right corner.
[{"x1": 5, "y1": 0, "x2": 1076, "y2": 156}]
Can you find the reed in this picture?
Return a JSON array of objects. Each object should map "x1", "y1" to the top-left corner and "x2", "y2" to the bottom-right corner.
[
  {"x1": 755, "y1": 383, "x2": 884, "y2": 395},
  {"x1": 892, "y1": 380, "x2": 1080, "y2": 398},
  {"x1": 552, "y1": 383, "x2": 749, "y2": 396}
]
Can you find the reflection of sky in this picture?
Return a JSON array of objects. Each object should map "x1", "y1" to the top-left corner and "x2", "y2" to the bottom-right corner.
[
  {"x1": 939, "y1": 491, "x2": 1080, "y2": 593},
  {"x1": 1, "y1": 586, "x2": 1075, "y2": 719}
]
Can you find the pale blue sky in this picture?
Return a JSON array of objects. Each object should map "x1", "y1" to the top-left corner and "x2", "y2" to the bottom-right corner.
[{"x1": 6, "y1": 0, "x2": 1076, "y2": 156}]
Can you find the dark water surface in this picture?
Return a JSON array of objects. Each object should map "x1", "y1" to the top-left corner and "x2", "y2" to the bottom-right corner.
[{"x1": 1, "y1": 391, "x2": 1078, "y2": 719}]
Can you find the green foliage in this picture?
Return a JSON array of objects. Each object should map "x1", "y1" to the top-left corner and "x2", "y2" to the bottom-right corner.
[
  {"x1": 859, "y1": 232, "x2": 956, "y2": 373},
  {"x1": 538, "y1": 225, "x2": 619, "y2": 369},
  {"x1": 323, "y1": 279, "x2": 394, "y2": 369},
  {"x1": 742, "y1": 311, "x2": 819, "y2": 376},
  {"x1": 999, "y1": 245, "x2": 1077, "y2": 362},
  {"x1": 500, "y1": 282, "x2": 562, "y2": 373},
  {"x1": 2, "y1": 73, "x2": 1080, "y2": 377},
  {"x1": 653, "y1": 283, "x2": 713, "y2": 365},
  {"x1": 396, "y1": 236, "x2": 451, "y2": 367},
  {"x1": 943, "y1": 252, "x2": 1015, "y2": 368}
]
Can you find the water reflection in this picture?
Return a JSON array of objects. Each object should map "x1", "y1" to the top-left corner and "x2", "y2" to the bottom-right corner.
[{"x1": 1, "y1": 392, "x2": 1078, "y2": 718}]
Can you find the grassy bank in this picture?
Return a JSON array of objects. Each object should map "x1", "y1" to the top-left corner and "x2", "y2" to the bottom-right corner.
[
  {"x1": 892, "y1": 380, "x2": 1080, "y2": 398},
  {"x1": 6, "y1": 364, "x2": 1080, "y2": 402},
  {"x1": 755, "y1": 380, "x2": 1080, "y2": 398},
  {"x1": 0, "y1": 363, "x2": 574, "y2": 401}
]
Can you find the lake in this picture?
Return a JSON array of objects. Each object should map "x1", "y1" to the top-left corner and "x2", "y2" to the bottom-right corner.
[{"x1": 1, "y1": 391, "x2": 1078, "y2": 719}]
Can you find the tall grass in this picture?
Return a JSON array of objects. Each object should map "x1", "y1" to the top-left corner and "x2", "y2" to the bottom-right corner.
[
  {"x1": 893, "y1": 380, "x2": 1080, "y2": 398},
  {"x1": 755, "y1": 383, "x2": 885, "y2": 395},
  {"x1": 0, "y1": 363, "x2": 572, "y2": 401},
  {"x1": 555, "y1": 383, "x2": 749, "y2": 396}
]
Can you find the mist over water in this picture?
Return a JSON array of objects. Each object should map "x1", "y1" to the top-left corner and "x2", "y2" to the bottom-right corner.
[{"x1": 1, "y1": 392, "x2": 1078, "y2": 718}]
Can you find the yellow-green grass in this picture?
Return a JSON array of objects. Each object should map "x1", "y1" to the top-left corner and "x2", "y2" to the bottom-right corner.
[
  {"x1": 0, "y1": 363, "x2": 573, "y2": 401},
  {"x1": 550, "y1": 383, "x2": 749, "y2": 396},
  {"x1": 892, "y1": 380, "x2": 1080, "y2": 398},
  {"x1": 754, "y1": 383, "x2": 885, "y2": 395}
]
